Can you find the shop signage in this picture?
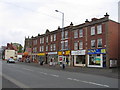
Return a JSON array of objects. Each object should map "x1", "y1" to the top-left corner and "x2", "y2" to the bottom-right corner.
[
  {"x1": 88, "y1": 48, "x2": 106, "y2": 54},
  {"x1": 48, "y1": 52, "x2": 57, "y2": 55},
  {"x1": 71, "y1": 50, "x2": 86, "y2": 55},
  {"x1": 37, "y1": 53, "x2": 45, "y2": 56},
  {"x1": 58, "y1": 51, "x2": 63, "y2": 55},
  {"x1": 65, "y1": 51, "x2": 70, "y2": 55}
]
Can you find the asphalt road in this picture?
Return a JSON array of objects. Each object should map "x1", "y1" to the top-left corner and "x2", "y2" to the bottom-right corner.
[{"x1": 2, "y1": 61, "x2": 118, "y2": 88}]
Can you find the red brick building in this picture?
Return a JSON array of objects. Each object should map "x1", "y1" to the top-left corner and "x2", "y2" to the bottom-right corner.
[{"x1": 24, "y1": 13, "x2": 119, "y2": 68}]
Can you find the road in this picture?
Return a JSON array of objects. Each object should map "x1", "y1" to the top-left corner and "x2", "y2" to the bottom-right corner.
[{"x1": 2, "y1": 61, "x2": 118, "y2": 88}]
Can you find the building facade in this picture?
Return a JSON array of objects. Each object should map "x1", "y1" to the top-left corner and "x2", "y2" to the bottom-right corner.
[{"x1": 24, "y1": 13, "x2": 119, "y2": 68}]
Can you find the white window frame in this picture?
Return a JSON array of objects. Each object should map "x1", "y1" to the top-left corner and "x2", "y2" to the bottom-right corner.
[
  {"x1": 91, "y1": 40, "x2": 95, "y2": 48},
  {"x1": 74, "y1": 42, "x2": 78, "y2": 50},
  {"x1": 79, "y1": 41, "x2": 83, "y2": 49},
  {"x1": 79, "y1": 29, "x2": 83, "y2": 37},
  {"x1": 65, "y1": 31, "x2": 68, "y2": 39},
  {"x1": 91, "y1": 26, "x2": 95, "y2": 35},
  {"x1": 97, "y1": 25, "x2": 102, "y2": 34},
  {"x1": 97, "y1": 38, "x2": 102, "y2": 48},
  {"x1": 74, "y1": 30, "x2": 78, "y2": 38},
  {"x1": 65, "y1": 40, "x2": 68, "y2": 50},
  {"x1": 54, "y1": 34, "x2": 56, "y2": 41}
]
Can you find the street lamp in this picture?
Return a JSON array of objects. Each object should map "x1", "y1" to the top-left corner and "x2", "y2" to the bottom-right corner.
[{"x1": 55, "y1": 10, "x2": 65, "y2": 64}]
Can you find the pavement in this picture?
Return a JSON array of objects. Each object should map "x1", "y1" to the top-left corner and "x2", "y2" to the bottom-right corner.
[{"x1": 16, "y1": 61, "x2": 119, "y2": 79}]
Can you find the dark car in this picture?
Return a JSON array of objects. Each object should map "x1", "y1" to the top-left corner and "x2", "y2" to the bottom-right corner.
[{"x1": 7, "y1": 58, "x2": 15, "y2": 63}]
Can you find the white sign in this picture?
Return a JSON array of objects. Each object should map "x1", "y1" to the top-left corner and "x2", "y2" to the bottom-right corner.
[
  {"x1": 71, "y1": 50, "x2": 86, "y2": 55},
  {"x1": 48, "y1": 52, "x2": 57, "y2": 55}
]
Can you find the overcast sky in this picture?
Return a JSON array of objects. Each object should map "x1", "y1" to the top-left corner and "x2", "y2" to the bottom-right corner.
[{"x1": 0, "y1": 0, "x2": 119, "y2": 47}]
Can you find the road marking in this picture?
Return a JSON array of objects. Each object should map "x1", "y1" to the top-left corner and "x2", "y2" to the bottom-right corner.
[
  {"x1": 2, "y1": 73, "x2": 30, "y2": 88},
  {"x1": 22, "y1": 68, "x2": 33, "y2": 72},
  {"x1": 67, "y1": 78, "x2": 110, "y2": 88},
  {"x1": 67, "y1": 78, "x2": 73, "y2": 80},
  {"x1": 50, "y1": 74, "x2": 59, "y2": 77},
  {"x1": 39, "y1": 72, "x2": 48, "y2": 75}
]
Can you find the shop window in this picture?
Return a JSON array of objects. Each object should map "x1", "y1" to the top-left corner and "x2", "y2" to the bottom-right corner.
[
  {"x1": 76, "y1": 55, "x2": 85, "y2": 64},
  {"x1": 89, "y1": 54, "x2": 101, "y2": 65}
]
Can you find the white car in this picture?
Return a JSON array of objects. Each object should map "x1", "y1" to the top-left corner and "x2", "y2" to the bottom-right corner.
[{"x1": 7, "y1": 58, "x2": 15, "y2": 63}]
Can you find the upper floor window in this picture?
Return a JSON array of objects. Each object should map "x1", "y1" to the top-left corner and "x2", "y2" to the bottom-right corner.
[
  {"x1": 97, "y1": 25, "x2": 102, "y2": 34},
  {"x1": 40, "y1": 38, "x2": 42, "y2": 44},
  {"x1": 91, "y1": 40, "x2": 95, "y2": 48},
  {"x1": 65, "y1": 40, "x2": 68, "y2": 50},
  {"x1": 74, "y1": 30, "x2": 78, "y2": 38},
  {"x1": 61, "y1": 32, "x2": 64, "y2": 40},
  {"x1": 46, "y1": 45, "x2": 48, "y2": 51},
  {"x1": 79, "y1": 41, "x2": 83, "y2": 49},
  {"x1": 79, "y1": 29, "x2": 83, "y2": 37},
  {"x1": 61, "y1": 41, "x2": 64, "y2": 50},
  {"x1": 97, "y1": 38, "x2": 102, "y2": 48},
  {"x1": 42, "y1": 37, "x2": 44, "y2": 43},
  {"x1": 91, "y1": 26, "x2": 95, "y2": 35},
  {"x1": 53, "y1": 44, "x2": 56, "y2": 51},
  {"x1": 54, "y1": 34, "x2": 56, "y2": 41},
  {"x1": 74, "y1": 42, "x2": 78, "y2": 50},
  {"x1": 46, "y1": 36, "x2": 48, "y2": 43},
  {"x1": 65, "y1": 31, "x2": 68, "y2": 39},
  {"x1": 51, "y1": 35, "x2": 53, "y2": 42},
  {"x1": 33, "y1": 40, "x2": 37, "y2": 45},
  {"x1": 50, "y1": 44, "x2": 53, "y2": 51}
]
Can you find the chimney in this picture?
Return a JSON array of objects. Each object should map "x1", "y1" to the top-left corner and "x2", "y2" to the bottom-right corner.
[
  {"x1": 91, "y1": 18, "x2": 98, "y2": 21},
  {"x1": 85, "y1": 19, "x2": 89, "y2": 23},
  {"x1": 104, "y1": 13, "x2": 109, "y2": 19},
  {"x1": 70, "y1": 22, "x2": 73, "y2": 26}
]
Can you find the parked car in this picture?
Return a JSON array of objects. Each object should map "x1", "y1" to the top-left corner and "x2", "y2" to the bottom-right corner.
[{"x1": 7, "y1": 58, "x2": 15, "y2": 63}]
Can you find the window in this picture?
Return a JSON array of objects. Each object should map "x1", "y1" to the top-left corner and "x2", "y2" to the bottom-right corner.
[
  {"x1": 46, "y1": 45, "x2": 48, "y2": 51},
  {"x1": 97, "y1": 25, "x2": 102, "y2": 34},
  {"x1": 61, "y1": 41, "x2": 64, "y2": 50},
  {"x1": 53, "y1": 44, "x2": 56, "y2": 51},
  {"x1": 65, "y1": 31, "x2": 68, "y2": 39},
  {"x1": 89, "y1": 54, "x2": 101, "y2": 65},
  {"x1": 39, "y1": 46, "x2": 42, "y2": 52},
  {"x1": 74, "y1": 42, "x2": 78, "y2": 50},
  {"x1": 79, "y1": 41, "x2": 83, "y2": 49},
  {"x1": 50, "y1": 45, "x2": 53, "y2": 51},
  {"x1": 54, "y1": 34, "x2": 56, "y2": 41},
  {"x1": 91, "y1": 26, "x2": 95, "y2": 35},
  {"x1": 40, "y1": 38, "x2": 42, "y2": 44},
  {"x1": 51, "y1": 35, "x2": 53, "y2": 42},
  {"x1": 65, "y1": 40, "x2": 68, "y2": 50},
  {"x1": 79, "y1": 29, "x2": 83, "y2": 37},
  {"x1": 97, "y1": 39, "x2": 102, "y2": 48},
  {"x1": 42, "y1": 37, "x2": 44, "y2": 43},
  {"x1": 34, "y1": 40, "x2": 37, "y2": 45},
  {"x1": 61, "y1": 32, "x2": 64, "y2": 40},
  {"x1": 91, "y1": 40, "x2": 95, "y2": 48},
  {"x1": 74, "y1": 30, "x2": 78, "y2": 38},
  {"x1": 46, "y1": 36, "x2": 48, "y2": 43}
]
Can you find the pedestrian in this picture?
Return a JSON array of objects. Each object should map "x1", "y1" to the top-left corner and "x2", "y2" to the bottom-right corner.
[{"x1": 62, "y1": 60, "x2": 66, "y2": 69}]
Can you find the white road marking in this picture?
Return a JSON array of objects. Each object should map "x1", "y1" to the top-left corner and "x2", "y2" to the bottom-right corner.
[
  {"x1": 67, "y1": 78, "x2": 73, "y2": 80},
  {"x1": 50, "y1": 74, "x2": 59, "y2": 77},
  {"x1": 39, "y1": 72, "x2": 48, "y2": 75},
  {"x1": 2, "y1": 73, "x2": 30, "y2": 88},
  {"x1": 22, "y1": 68, "x2": 33, "y2": 72},
  {"x1": 67, "y1": 78, "x2": 110, "y2": 88}
]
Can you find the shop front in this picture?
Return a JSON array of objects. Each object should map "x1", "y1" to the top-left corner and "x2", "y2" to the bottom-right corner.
[
  {"x1": 71, "y1": 50, "x2": 86, "y2": 67},
  {"x1": 87, "y1": 48, "x2": 106, "y2": 68},
  {"x1": 47, "y1": 52, "x2": 58, "y2": 64},
  {"x1": 58, "y1": 50, "x2": 71, "y2": 66},
  {"x1": 37, "y1": 53, "x2": 46, "y2": 64}
]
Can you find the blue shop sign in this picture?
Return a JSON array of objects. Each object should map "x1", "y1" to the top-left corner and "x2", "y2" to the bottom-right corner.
[{"x1": 88, "y1": 48, "x2": 106, "y2": 54}]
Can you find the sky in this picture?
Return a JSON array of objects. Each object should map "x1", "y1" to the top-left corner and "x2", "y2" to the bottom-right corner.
[{"x1": 0, "y1": 0, "x2": 119, "y2": 47}]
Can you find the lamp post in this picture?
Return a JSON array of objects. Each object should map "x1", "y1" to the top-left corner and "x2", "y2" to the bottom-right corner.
[{"x1": 55, "y1": 10, "x2": 65, "y2": 64}]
